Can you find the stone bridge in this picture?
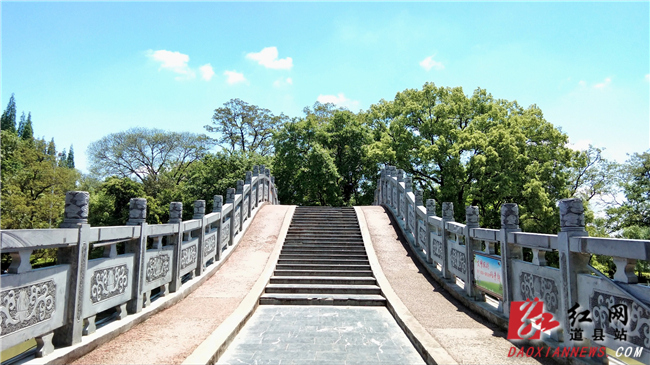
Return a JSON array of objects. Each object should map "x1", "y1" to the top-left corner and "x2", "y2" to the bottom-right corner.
[{"x1": 1, "y1": 165, "x2": 649, "y2": 365}]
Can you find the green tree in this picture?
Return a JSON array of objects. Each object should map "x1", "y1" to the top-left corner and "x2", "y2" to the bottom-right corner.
[
  {"x1": 367, "y1": 82, "x2": 575, "y2": 232},
  {"x1": 607, "y1": 151, "x2": 650, "y2": 231},
  {"x1": 66, "y1": 145, "x2": 75, "y2": 168},
  {"x1": 273, "y1": 103, "x2": 375, "y2": 206},
  {"x1": 87, "y1": 128, "x2": 213, "y2": 197},
  {"x1": 1, "y1": 135, "x2": 79, "y2": 229},
  {"x1": 1, "y1": 94, "x2": 17, "y2": 133},
  {"x1": 19, "y1": 112, "x2": 33, "y2": 141},
  {"x1": 206, "y1": 98, "x2": 288, "y2": 156}
]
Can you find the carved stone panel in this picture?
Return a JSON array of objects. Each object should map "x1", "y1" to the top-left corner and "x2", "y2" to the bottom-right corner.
[
  {"x1": 1, "y1": 280, "x2": 55, "y2": 336},
  {"x1": 264, "y1": 185, "x2": 269, "y2": 201},
  {"x1": 221, "y1": 220, "x2": 231, "y2": 245},
  {"x1": 392, "y1": 190, "x2": 397, "y2": 209},
  {"x1": 180, "y1": 245, "x2": 197, "y2": 270},
  {"x1": 146, "y1": 254, "x2": 170, "y2": 283},
  {"x1": 450, "y1": 248, "x2": 467, "y2": 275},
  {"x1": 590, "y1": 291, "x2": 650, "y2": 349},
  {"x1": 234, "y1": 207, "x2": 241, "y2": 231},
  {"x1": 401, "y1": 195, "x2": 406, "y2": 217},
  {"x1": 244, "y1": 197, "x2": 249, "y2": 218},
  {"x1": 431, "y1": 236, "x2": 443, "y2": 259},
  {"x1": 203, "y1": 234, "x2": 216, "y2": 257},
  {"x1": 90, "y1": 265, "x2": 128, "y2": 304},
  {"x1": 418, "y1": 220, "x2": 427, "y2": 248},
  {"x1": 519, "y1": 272, "x2": 559, "y2": 314},
  {"x1": 409, "y1": 208, "x2": 416, "y2": 234}
]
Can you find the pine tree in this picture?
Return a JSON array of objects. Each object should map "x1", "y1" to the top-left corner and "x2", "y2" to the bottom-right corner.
[
  {"x1": 67, "y1": 145, "x2": 75, "y2": 168},
  {"x1": 17, "y1": 112, "x2": 26, "y2": 136},
  {"x1": 47, "y1": 138, "x2": 56, "y2": 156},
  {"x1": 20, "y1": 112, "x2": 34, "y2": 141},
  {"x1": 58, "y1": 149, "x2": 67, "y2": 167},
  {"x1": 1, "y1": 94, "x2": 17, "y2": 133}
]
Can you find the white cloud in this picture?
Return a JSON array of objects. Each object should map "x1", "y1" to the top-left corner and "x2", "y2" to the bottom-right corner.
[
  {"x1": 419, "y1": 55, "x2": 444, "y2": 71},
  {"x1": 646, "y1": 74, "x2": 650, "y2": 82},
  {"x1": 317, "y1": 93, "x2": 360, "y2": 110},
  {"x1": 246, "y1": 47, "x2": 293, "y2": 70},
  {"x1": 273, "y1": 77, "x2": 294, "y2": 88},
  {"x1": 568, "y1": 139, "x2": 592, "y2": 151},
  {"x1": 147, "y1": 49, "x2": 195, "y2": 80},
  {"x1": 578, "y1": 80, "x2": 586, "y2": 87},
  {"x1": 224, "y1": 70, "x2": 246, "y2": 85},
  {"x1": 199, "y1": 64, "x2": 215, "y2": 81},
  {"x1": 593, "y1": 77, "x2": 611, "y2": 89}
]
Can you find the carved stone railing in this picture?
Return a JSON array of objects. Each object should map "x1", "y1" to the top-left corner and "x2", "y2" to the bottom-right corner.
[
  {"x1": 375, "y1": 165, "x2": 650, "y2": 364},
  {"x1": 0, "y1": 165, "x2": 278, "y2": 358}
]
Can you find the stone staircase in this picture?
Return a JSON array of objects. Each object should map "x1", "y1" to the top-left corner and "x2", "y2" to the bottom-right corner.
[{"x1": 259, "y1": 206, "x2": 385, "y2": 306}]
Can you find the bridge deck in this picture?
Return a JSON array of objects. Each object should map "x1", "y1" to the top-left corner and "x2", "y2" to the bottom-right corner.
[{"x1": 65, "y1": 205, "x2": 556, "y2": 365}]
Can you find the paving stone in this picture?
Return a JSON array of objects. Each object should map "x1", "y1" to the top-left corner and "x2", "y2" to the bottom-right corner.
[{"x1": 217, "y1": 306, "x2": 425, "y2": 365}]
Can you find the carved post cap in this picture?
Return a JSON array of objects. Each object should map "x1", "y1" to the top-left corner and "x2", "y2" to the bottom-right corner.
[
  {"x1": 245, "y1": 171, "x2": 252, "y2": 184},
  {"x1": 415, "y1": 190, "x2": 423, "y2": 206},
  {"x1": 559, "y1": 198, "x2": 585, "y2": 231},
  {"x1": 236, "y1": 180, "x2": 244, "y2": 194},
  {"x1": 253, "y1": 165, "x2": 259, "y2": 176},
  {"x1": 271, "y1": 176, "x2": 275, "y2": 184},
  {"x1": 442, "y1": 202, "x2": 454, "y2": 220},
  {"x1": 260, "y1": 164, "x2": 265, "y2": 172},
  {"x1": 193, "y1": 200, "x2": 206, "y2": 219},
  {"x1": 213, "y1": 195, "x2": 223, "y2": 212},
  {"x1": 397, "y1": 169, "x2": 405, "y2": 182},
  {"x1": 60, "y1": 191, "x2": 90, "y2": 227},
  {"x1": 226, "y1": 188, "x2": 236, "y2": 203},
  {"x1": 426, "y1": 199, "x2": 436, "y2": 216},
  {"x1": 405, "y1": 176, "x2": 412, "y2": 191},
  {"x1": 265, "y1": 168, "x2": 270, "y2": 177},
  {"x1": 127, "y1": 198, "x2": 147, "y2": 225},
  {"x1": 500, "y1": 203, "x2": 519, "y2": 229},
  {"x1": 466, "y1": 206, "x2": 479, "y2": 228},
  {"x1": 168, "y1": 202, "x2": 183, "y2": 223}
]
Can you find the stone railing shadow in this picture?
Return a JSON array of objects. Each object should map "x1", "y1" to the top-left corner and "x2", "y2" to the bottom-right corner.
[
  {"x1": 375, "y1": 165, "x2": 650, "y2": 364},
  {"x1": 0, "y1": 165, "x2": 278, "y2": 361}
]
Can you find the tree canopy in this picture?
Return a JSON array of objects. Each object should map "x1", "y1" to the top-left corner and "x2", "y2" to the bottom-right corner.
[
  {"x1": 87, "y1": 127, "x2": 213, "y2": 194},
  {"x1": 206, "y1": 98, "x2": 288, "y2": 156}
]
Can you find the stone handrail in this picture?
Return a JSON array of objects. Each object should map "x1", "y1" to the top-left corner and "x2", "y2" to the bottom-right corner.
[
  {"x1": 375, "y1": 165, "x2": 650, "y2": 364},
  {"x1": 0, "y1": 165, "x2": 278, "y2": 358}
]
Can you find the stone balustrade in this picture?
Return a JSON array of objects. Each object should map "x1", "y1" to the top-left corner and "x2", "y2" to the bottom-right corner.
[
  {"x1": 375, "y1": 165, "x2": 650, "y2": 364},
  {"x1": 0, "y1": 167, "x2": 279, "y2": 358}
]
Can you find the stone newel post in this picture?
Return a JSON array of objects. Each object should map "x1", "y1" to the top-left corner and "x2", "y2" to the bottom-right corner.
[
  {"x1": 425, "y1": 199, "x2": 436, "y2": 263},
  {"x1": 213, "y1": 195, "x2": 223, "y2": 213},
  {"x1": 60, "y1": 191, "x2": 90, "y2": 228},
  {"x1": 441, "y1": 202, "x2": 454, "y2": 280},
  {"x1": 126, "y1": 198, "x2": 148, "y2": 314},
  {"x1": 193, "y1": 200, "x2": 207, "y2": 277},
  {"x1": 465, "y1": 206, "x2": 481, "y2": 298},
  {"x1": 193, "y1": 200, "x2": 206, "y2": 219},
  {"x1": 499, "y1": 203, "x2": 521, "y2": 316},
  {"x1": 168, "y1": 202, "x2": 183, "y2": 293},
  {"x1": 54, "y1": 191, "x2": 91, "y2": 347},
  {"x1": 226, "y1": 188, "x2": 236, "y2": 244},
  {"x1": 557, "y1": 198, "x2": 591, "y2": 347}
]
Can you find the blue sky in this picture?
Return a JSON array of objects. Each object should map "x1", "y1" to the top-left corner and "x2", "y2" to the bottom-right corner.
[{"x1": 2, "y1": 1, "x2": 648, "y2": 173}]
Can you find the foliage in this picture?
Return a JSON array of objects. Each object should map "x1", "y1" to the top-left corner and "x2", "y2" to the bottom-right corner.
[
  {"x1": 206, "y1": 98, "x2": 288, "y2": 156},
  {"x1": 367, "y1": 82, "x2": 575, "y2": 233},
  {"x1": 1, "y1": 94, "x2": 17, "y2": 133},
  {"x1": 1, "y1": 133, "x2": 78, "y2": 229},
  {"x1": 273, "y1": 102, "x2": 375, "y2": 206},
  {"x1": 87, "y1": 127, "x2": 213, "y2": 196}
]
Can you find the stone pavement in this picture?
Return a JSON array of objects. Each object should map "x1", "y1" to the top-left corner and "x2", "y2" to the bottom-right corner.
[{"x1": 217, "y1": 306, "x2": 425, "y2": 365}]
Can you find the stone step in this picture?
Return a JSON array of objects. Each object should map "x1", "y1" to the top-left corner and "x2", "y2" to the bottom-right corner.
[
  {"x1": 259, "y1": 293, "x2": 386, "y2": 306},
  {"x1": 282, "y1": 244, "x2": 365, "y2": 250},
  {"x1": 265, "y1": 284, "x2": 382, "y2": 295},
  {"x1": 279, "y1": 254, "x2": 369, "y2": 260},
  {"x1": 269, "y1": 276, "x2": 377, "y2": 285},
  {"x1": 284, "y1": 238, "x2": 363, "y2": 243},
  {"x1": 277, "y1": 258, "x2": 370, "y2": 265},
  {"x1": 273, "y1": 270, "x2": 374, "y2": 277},
  {"x1": 275, "y1": 263, "x2": 371, "y2": 271},
  {"x1": 281, "y1": 247, "x2": 366, "y2": 253},
  {"x1": 288, "y1": 228, "x2": 361, "y2": 233}
]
